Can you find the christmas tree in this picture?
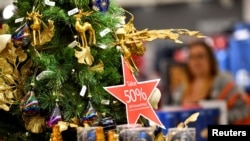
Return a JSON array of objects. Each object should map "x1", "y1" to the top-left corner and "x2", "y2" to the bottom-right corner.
[{"x1": 0, "y1": 0, "x2": 203, "y2": 140}]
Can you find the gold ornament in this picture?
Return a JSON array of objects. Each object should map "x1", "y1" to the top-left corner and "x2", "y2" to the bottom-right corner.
[
  {"x1": 74, "y1": 10, "x2": 96, "y2": 66},
  {"x1": 0, "y1": 42, "x2": 32, "y2": 111},
  {"x1": 57, "y1": 117, "x2": 79, "y2": 132},
  {"x1": 50, "y1": 125, "x2": 63, "y2": 141},
  {"x1": 57, "y1": 121, "x2": 69, "y2": 132},
  {"x1": 26, "y1": 11, "x2": 54, "y2": 46},
  {"x1": 115, "y1": 11, "x2": 139, "y2": 73},
  {"x1": 74, "y1": 10, "x2": 96, "y2": 47},
  {"x1": 75, "y1": 43, "x2": 94, "y2": 66},
  {"x1": 88, "y1": 60, "x2": 104, "y2": 72},
  {"x1": 23, "y1": 115, "x2": 46, "y2": 134},
  {"x1": 116, "y1": 11, "x2": 205, "y2": 73}
]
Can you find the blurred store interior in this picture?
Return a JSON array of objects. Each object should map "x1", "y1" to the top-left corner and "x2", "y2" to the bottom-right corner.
[{"x1": 0, "y1": 0, "x2": 250, "y2": 107}]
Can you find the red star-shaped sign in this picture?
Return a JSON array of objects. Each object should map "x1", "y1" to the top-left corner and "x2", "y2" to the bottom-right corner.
[{"x1": 104, "y1": 56, "x2": 165, "y2": 129}]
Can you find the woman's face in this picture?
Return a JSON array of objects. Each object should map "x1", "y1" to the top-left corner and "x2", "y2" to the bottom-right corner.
[{"x1": 187, "y1": 44, "x2": 211, "y2": 77}]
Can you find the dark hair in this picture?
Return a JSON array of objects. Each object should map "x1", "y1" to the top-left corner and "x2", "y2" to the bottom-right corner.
[{"x1": 186, "y1": 40, "x2": 218, "y2": 81}]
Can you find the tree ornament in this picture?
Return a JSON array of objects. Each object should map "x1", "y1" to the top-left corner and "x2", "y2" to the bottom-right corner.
[
  {"x1": 20, "y1": 83, "x2": 40, "y2": 116},
  {"x1": 57, "y1": 117, "x2": 79, "y2": 132},
  {"x1": 115, "y1": 10, "x2": 205, "y2": 73},
  {"x1": 88, "y1": 60, "x2": 104, "y2": 72},
  {"x1": 50, "y1": 125, "x2": 63, "y2": 141},
  {"x1": 23, "y1": 115, "x2": 46, "y2": 134},
  {"x1": 47, "y1": 103, "x2": 62, "y2": 128},
  {"x1": 89, "y1": 0, "x2": 110, "y2": 13},
  {"x1": 81, "y1": 101, "x2": 99, "y2": 127},
  {"x1": 73, "y1": 10, "x2": 96, "y2": 66},
  {"x1": 74, "y1": 43, "x2": 94, "y2": 66},
  {"x1": 0, "y1": 41, "x2": 31, "y2": 112},
  {"x1": 26, "y1": 11, "x2": 54, "y2": 46},
  {"x1": 11, "y1": 22, "x2": 31, "y2": 49}
]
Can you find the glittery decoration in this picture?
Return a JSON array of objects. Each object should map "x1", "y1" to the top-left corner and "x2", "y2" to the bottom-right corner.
[
  {"x1": 89, "y1": 0, "x2": 110, "y2": 13},
  {"x1": 47, "y1": 103, "x2": 62, "y2": 128},
  {"x1": 20, "y1": 87, "x2": 40, "y2": 116},
  {"x1": 11, "y1": 22, "x2": 31, "y2": 48},
  {"x1": 81, "y1": 101, "x2": 98, "y2": 126}
]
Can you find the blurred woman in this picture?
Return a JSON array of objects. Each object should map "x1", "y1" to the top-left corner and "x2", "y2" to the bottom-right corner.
[{"x1": 174, "y1": 39, "x2": 250, "y2": 124}]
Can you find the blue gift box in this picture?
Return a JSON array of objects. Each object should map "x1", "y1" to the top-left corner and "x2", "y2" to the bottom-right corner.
[
  {"x1": 156, "y1": 107, "x2": 220, "y2": 141},
  {"x1": 156, "y1": 110, "x2": 180, "y2": 135}
]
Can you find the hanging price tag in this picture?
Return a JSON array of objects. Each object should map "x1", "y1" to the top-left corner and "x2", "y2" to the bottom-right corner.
[
  {"x1": 101, "y1": 100, "x2": 110, "y2": 105},
  {"x1": 15, "y1": 17, "x2": 24, "y2": 23},
  {"x1": 98, "y1": 44, "x2": 107, "y2": 49},
  {"x1": 36, "y1": 70, "x2": 54, "y2": 81},
  {"x1": 68, "y1": 8, "x2": 79, "y2": 16},
  {"x1": 45, "y1": 0, "x2": 55, "y2": 6},
  {"x1": 80, "y1": 85, "x2": 87, "y2": 97},
  {"x1": 100, "y1": 28, "x2": 111, "y2": 37},
  {"x1": 68, "y1": 40, "x2": 78, "y2": 48}
]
